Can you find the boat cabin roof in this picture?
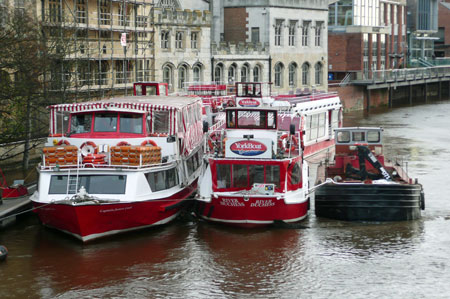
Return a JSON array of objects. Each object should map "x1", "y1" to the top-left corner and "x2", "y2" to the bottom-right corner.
[
  {"x1": 48, "y1": 95, "x2": 201, "y2": 113},
  {"x1": 335, "y1": 127, "x2": 383, "y2": 145}
]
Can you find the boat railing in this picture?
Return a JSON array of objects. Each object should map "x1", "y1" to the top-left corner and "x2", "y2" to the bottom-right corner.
[
  {"x1": 275, "y1": 92, "x2": 339, "y2": 105},
  {"x1": 391, "y1": 156, "x2": 411, "y2": 183}
]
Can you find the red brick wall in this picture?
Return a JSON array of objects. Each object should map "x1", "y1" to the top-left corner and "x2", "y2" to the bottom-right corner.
[
  {"x1": 328, "y1": 33, "x2": 363, "y2": 72},
  {"x1": 438, "y1": 3, "x2": 450, "y2": 56},
  {"x1": 224, "y1": 8, "x2": 247, "y2": 43},
  {"x1": 329, "y1": 85, "x2": 365, "y2": 112}
]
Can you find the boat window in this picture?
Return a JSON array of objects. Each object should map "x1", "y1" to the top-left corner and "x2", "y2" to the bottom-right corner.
[
  {"x1": 318, "y1": 112, "x2": 326, "y2": 138},
  {"x1": 265, "y1": 165, "x2": 280, "y2": 187},
  {"x1": 159, "y1": 84, "x2": 167, "y2": 96},
  {"x1": 227, "y1": 110, "x2": 236, "y2": 128},
  {"x1": 309, "y1": 114, "x2": 319, "y2": 140},
  {"x1": 237, "y1": 111, "x2": 263, "y2": 129},
  {"x1": 249, "y1": 165, "x2": 264, "y2": 186},
  {"x1": 153, "y1": 111, "x2": 170, "y2": 133},
  {"x1": 135, "y1": 85, "x2": 143, "y2": 95},
  {"x1": 216, "y1": 164, "x2": 231, "y2": 188},
  {"x1": 337, "y1": 131, "x2": 350, "y2": 143},
  {"x1": 367, "y1": 131, "x2": 380, "y2": 143},
  {"x1": 331, "y1": 110, "x2": 339, "y2": 130},
  {"x1": 146, "y1": 168, "x2": 178, "y2": 192},
  {"x1": 146, "y1": 85, "x2": 157, "y2": 95},
  {"x1": 120, "y1": 114, "x2": 143, "y2": 134},
  {"x1": 70, "y1": 114, "x2": 92, "y2": 134},
  {"x1": 352, "y1": 131, "x2": 365, "y2": 142},
  {"x1": 186, "y1": 150, "x2": 202, "y2": 177},
  {"x1": 94, "y1": 113, "x2": 117, "y2": 132},
  {"x1": 267, "y1": 111, "x2": 276, "y2": 129},
  {"x1": 232, "y1": 164, "x2": 248, "y2": 188},
  {"x1": 291, "y1": 162, "x2": 302, "y2": 186},
  {"x1": 49, "y1": 175, "x2": 126, "y2": 194}
]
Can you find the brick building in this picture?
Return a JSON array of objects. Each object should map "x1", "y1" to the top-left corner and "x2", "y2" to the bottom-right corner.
[{"x1": 328, "y1": 0, "x2": 407, "y2": 82}]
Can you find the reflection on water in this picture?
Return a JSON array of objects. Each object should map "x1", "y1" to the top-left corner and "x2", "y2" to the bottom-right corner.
[{"x1": 2, "y1": 101, "x2": 450, "y2": 298}]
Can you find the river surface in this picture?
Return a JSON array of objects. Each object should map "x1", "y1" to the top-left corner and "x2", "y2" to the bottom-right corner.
[{"x1": 1, "y1": 101, "x2": 450, "y2": 298}]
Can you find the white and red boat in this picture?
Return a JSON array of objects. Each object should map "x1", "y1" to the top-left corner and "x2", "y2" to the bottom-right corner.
[
  {"x1": 31, "y1": 95, "x2": 204, "y2": 242},
  {"x1": 196, "y1": 82, "x2": 342, "y2": 227}
]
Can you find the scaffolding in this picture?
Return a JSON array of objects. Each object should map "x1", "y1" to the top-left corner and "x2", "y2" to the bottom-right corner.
[{"x1": 40, "y1": 0, "x2": 156, "y2": 100}]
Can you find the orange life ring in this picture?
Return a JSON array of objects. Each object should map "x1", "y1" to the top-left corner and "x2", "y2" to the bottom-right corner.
[
  {"x1": 117, "y1": 141, "x2": 131, "y2": 146},
  {"x1": 80, "y1": 141, "x2": 97, "y2": 156},
  {"x1": 279, "y1": 134, "x2": 298, "y2": 153},
  {"x1": 57, "y1": 139, "x2": 70, "y2": 146},
  {"x1": 141, "y1": 139, "x2": 157, "y2": 147}
]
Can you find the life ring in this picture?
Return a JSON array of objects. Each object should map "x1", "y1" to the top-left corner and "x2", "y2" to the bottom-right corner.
[
  {"x1": 117, "y1": 141, "x2": 131, "y2": 146},
  {"x1": 57, "y1": 139, "x2": 70, "y2": 146},
  {"x1": 141, "y1": 139, "x2": 157, "y2": 147},
  {"x1": 80, "y1": 141, "x2": 97, "y2": 156},
  {"x1": 227, "y1": 99, "x2": 236, "y2": 107},
  {"x1": 0, "y1": 245, "x2": 7, "y2": 262},
  {"x1": 278, "y1": 134, "x2": 298, "y2": 153}
]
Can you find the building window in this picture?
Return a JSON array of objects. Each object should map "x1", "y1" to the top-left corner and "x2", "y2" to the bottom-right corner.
[
  {"x1": 289, "y1": 21, "x2": 297, "y2": 46},
  {"x1": 288, "y1": 63, "x2": 297, "y2": 87},
  {"x1": 253, "y1": 65, "x2": 260, "y2": 82},
  {"x1": 240, "y1": 65, "x2": 249, "y2": 82},
  {"x1": 191, "y1": 32, "x2": 198, "y2": 49},
  {"x1": 175, "y1": 32, "x2": 183, "y2": 49},
  {"x1": 228, "y1": 65, "x2": 236, "y2": 84},
  {"x1": 163, "y1": 65, "x2": 172, "y2": 90},
  {"x1": 302, "y1": 62, "x2": 310, "y2": 85},
  {"x1": 0, "y1": 0, "x2": 7, "y2": 27},
  {"x1": 275, "y1": 20, "x2": 283, "y2": 46},
  {"x1": 178, "y1": 66, "x2": 187, "y2": 89},
  {"x1": 193, "y1": 65, "x2": 201, "y2": 82},
  {"x1": 302, "y1": 21, "x2": 310, "y2": 46},
  {"x1": 99, "y1": 0, "x2": 110, "y2": 25},
  {"x1": 315, "y1": 62, "x2": 323, "y2": 86},
  {"x1": 274, "y1": 63, "x2": 283, "y2": 87},
  {"x1": 161, "y1": 31, "x2": 169, "y2": 49},
  {"x1": 214, "y1": 64, "x2": 223, "y2": 83},
  {"x1": 251, "y1": 27, "x2": 260, "y2": 43},
  {"x1": 49, "y1": 0, "x2": 62, "y2": 22},
  {"x1": 315, "y1": 22, "x2": 323, "y2": 46}
]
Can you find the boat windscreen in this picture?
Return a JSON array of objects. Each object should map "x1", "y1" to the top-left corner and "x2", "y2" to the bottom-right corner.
[{"x1": 49, "y1": 175, "x2": 127, "y2": 194}]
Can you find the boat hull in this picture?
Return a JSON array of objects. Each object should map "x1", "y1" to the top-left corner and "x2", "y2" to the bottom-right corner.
[
  {"x1": 196, "y1": 195, "x2": 309, "y2": 228},
  {"x1": 315, "y1": 183, "x2": 424, "y2": 221},
  {"x1": 32, "y1": 182, "x2": 197, "y2": 242}
]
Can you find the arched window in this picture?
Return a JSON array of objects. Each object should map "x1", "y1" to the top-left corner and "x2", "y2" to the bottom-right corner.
[
  {"x1": 193, "y1": 65, "x2": 201, "y2": 82},
  {"x1": 228, "y1": 65, "x2": 236, "y2": 84},
  {"x1": 175, "y1": 31, "x2": 183, "y2": 49},
  {"x1": 214, "y1": 64, "x2": 223, "y2": 83},
  {"x1": 274, "y1": 63, "x2": 283, "y2": 87},
  {"x1": 253, "y1": 65, "x2": 260, "y2": 82},
  {"x1": 163, "y1": 65, "x2": 172, "y2": 90},
  {"x1": 315, "y1": 62, "x2": 323, "y2": 86},
  {"x1": 302, "y1": 62, "x2": 310, "y2": 86},
  {"x1": 241, "y1": 65, "x2": 249, "y2": 82},
  {"x1": 288, "y1": 63, "x2": 297, "y2": 87},
  {"x1": 178, "y1": 65, "x2": 187, "y2": 89}
]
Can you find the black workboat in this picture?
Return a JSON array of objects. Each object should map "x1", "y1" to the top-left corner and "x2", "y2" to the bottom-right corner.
[{"x1": 315, "y1": 127, "x2": 424, "y2": 221}]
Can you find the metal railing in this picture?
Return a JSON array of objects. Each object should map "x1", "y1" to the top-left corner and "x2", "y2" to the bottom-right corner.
[{"x1": 352, "y1": 66, "x2": 450, "y2": 84}]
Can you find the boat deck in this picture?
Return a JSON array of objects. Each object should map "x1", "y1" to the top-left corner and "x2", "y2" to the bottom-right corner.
[{"x1": 0, "y1": 185, "x2": 36, "y2": 228}]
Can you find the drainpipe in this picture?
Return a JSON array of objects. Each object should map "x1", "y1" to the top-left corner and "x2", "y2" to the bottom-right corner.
[
  {"x1": 211, "y1": 57, "x2": 215, "y2": 82},
  {"x1": 268, "y1": 56, "x2": 272, "y2": 83}
]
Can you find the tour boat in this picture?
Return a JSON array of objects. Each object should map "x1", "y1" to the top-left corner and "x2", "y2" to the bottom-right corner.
[
  {"x1": 31, "y1": 95, "x2": 204, "y2": 242},
  {"x1": 196, "y1": 82, "x2": 342, "y2": 227},
  {"x1": 314, "y1": 127, "x2": 425, "y2": 221}
]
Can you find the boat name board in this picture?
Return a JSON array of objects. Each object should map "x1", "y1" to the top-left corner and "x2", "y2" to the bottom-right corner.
[
  {"x1": 237, "y1": 98, "x2": 261, "y2": 107},
  {"x1": 225, "y1": 138, "x2": 272, "y2": 159},
  {"x1": 219, "y1": 198, "x2": 275, "y2": 207}
]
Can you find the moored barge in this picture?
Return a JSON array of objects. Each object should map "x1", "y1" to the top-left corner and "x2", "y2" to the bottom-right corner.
[{"x1": 315, "y1": 127, "x2": 425, "y2": 221}]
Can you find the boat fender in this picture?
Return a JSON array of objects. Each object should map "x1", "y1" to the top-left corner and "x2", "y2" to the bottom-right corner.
[
  {"x1": 207, "y1": 205, "x2": 214, "y2": 218},
  {"x1": 278, "y1": 134, "x2": 298, "y2": 153},
  {"x1": 80, "y1": 141, "x2": 98, "y2": 156},
  {"x1": 117, "y1": 141, "x2": 131, "y2": 146},
  {"x1": 141, "y1": 140, "x2": 157, "y2": 147},
  {"x1": 420, "y1": 190, "x2": 425, "y2": 210},
  {"x1": 0, "y1": 245, "x2": 7, "y2": 262},
  {"x1": 57, "y1": 139, "x2": 70, "y2": 146}
]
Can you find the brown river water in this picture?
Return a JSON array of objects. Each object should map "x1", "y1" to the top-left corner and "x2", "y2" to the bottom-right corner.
[{"x1": 1, "y1": 101, "x2": 450, "y2": 298}]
